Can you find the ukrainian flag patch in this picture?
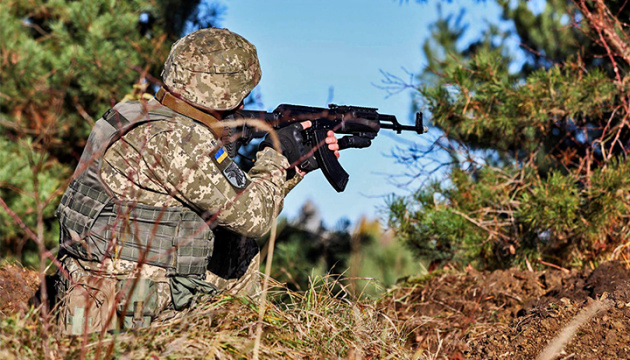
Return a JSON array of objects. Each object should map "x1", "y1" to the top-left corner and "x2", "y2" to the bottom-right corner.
[{"x1": 214, "y1": 147, "x2": 228, "y2": 163}]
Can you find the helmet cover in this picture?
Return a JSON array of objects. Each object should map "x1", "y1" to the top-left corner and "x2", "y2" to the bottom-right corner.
[{"x1": 162, "y1": 28, "x2": 261, "y2": 111}]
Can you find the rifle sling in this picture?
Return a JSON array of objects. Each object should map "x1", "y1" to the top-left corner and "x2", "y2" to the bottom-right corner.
[{"x1": 155, "y1": 87, "x2": 224, "y2": 138}]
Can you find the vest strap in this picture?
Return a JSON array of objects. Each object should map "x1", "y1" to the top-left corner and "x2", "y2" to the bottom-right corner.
[
  {"x1": 155, "y1": 87, "x2": 224, "y2": 138},
  {"x1": 102, "y1": 108, "x2": 131, "y2": 129}
]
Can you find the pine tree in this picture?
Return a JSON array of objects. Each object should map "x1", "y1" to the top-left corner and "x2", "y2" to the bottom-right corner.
[
  {"x1": 389, "y1": 0, "x2": 630, "y2": 269},
  {"x1": 0, "y1": 0, "x2": 221, "y2": 265}
]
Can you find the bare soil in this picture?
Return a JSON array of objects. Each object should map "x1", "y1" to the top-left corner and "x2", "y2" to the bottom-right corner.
[
  {"x1": 0, "y1": 263, "x2": 40, "y2": 315},
  {"x1": 383, "y1": 261, "x2": 630, "y2": 359}
]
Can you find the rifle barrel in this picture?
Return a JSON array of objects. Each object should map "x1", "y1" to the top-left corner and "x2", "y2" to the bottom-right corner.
[{"x1": 379, "y1": 123, "x2": 427, "y2": 134}]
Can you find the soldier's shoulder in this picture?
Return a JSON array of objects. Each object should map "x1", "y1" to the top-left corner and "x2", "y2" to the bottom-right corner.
[
  {"x1": 109, "y1": 100, "x2": 218, "y2": 146},
  {"x1": 170, "y1": 116, "x2": 218, "y2": 141},
  {"x1": 129, "y1": 115, "x2": 219, "y2": 152},
  {"x1": 112, "y1": 100, "x2": 156, "y2": 122}
]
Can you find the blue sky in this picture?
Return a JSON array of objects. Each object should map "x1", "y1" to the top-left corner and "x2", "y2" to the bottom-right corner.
[{"x1": 221, "y1": 0, "x2": 505, "y2": 227}]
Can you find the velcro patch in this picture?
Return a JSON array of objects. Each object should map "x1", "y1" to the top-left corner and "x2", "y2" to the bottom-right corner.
[
  {"x1": 214, "y1": 147, "x2": 228, "y2": 163},
  {"x1": 210, "y1": 146, "x2": 250, "y2": 191},
  {"x1": 223, "y1": 162, "x2": 248, "y2": 189}
]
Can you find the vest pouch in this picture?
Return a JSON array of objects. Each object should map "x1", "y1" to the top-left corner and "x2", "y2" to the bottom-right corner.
[
  {"x1": 116, "y1": 278, "x2": 159, "y2": 329},
  {"x1": 173, "y1": 213, "x2": 213, "y2": 276},
  {"x1": 107, "y1": 203, "x2": 178, "y2": 269},
  {"x1": 57, "y1": 181, "x2": 112, "y2": 261},
  {"x1": 170, "y1": 276, "x2": 217, "y2": 311},
  {"x1": 106, "y1": 203, "x2": 212, "y2": 276},
  {"x1": 59, "y1": 273, "x2": 118, "y2": 335}
]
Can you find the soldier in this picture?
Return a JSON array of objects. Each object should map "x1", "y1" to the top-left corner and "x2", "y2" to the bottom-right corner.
[{"x1": 54, "y1": 28, "x2": 339, "y2": 334}]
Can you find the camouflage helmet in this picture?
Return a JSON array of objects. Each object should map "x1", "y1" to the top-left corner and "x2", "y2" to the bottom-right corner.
[{"x1": 162, "y1": 28, "x2": 261, "y2": 111}]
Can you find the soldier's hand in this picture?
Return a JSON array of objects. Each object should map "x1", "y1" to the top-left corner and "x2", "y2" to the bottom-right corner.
[
  {"x1": 299, "y1": 121, "x2": 340, "y2": 158},
  {"x1": 295, "y1": 122, "x2": 339, "y2": 177},
  {"x1": 259, "y1": 121, "x2": 340, "y2": 178}
]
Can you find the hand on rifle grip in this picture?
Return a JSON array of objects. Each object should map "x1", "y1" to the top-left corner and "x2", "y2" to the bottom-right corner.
[{"x1": 296, "y1": 128, "x2": 339, "y2": 177}]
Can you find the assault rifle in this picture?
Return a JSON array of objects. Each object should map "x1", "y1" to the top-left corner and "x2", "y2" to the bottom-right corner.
[{"x1": 224, "y1": 104, "x2": 428, "y2": 192}]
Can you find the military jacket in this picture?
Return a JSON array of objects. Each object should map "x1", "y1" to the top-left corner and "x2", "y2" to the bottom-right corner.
[
  {"x1": 57, "y1": 98, "x2": 300, "y2": 276},
  {"x1": 101, "y1": 99, "x2": 296, "y2": 236}
]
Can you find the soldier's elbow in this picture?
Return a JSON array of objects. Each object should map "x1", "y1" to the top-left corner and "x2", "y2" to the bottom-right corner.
[{"x1": 244, "y1": 220, "x2": 275, "y2": 239}]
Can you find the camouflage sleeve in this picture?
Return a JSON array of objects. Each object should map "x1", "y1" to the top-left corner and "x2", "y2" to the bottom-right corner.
[
  {"x1": 283, "y1": 172, "x2": 303, "y2": 195},
  {"x1": 146, "y1": 119, "x2": 291, "y2": 238}
]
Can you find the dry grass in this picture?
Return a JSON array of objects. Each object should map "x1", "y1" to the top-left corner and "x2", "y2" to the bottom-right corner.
[{"x1": 0, "y1": 275, "x2": 427, "y2": 360}]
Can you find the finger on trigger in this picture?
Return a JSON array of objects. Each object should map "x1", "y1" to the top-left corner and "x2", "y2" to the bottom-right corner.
[{"x1": 300, "y1": 121, "x2": 313, "y2": 129}]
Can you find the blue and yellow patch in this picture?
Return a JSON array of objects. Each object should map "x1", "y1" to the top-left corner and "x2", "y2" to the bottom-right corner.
[{"x1": 214, "y1": 147, "x2": 228, "y2": 163}]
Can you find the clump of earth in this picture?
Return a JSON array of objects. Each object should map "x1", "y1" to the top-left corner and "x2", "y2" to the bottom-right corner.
[
  {"x1": 383, "y1": 261, "x2": 630, "y2": 359},
  {"x1": 0, "y1": 263, "x2": 41, "y2": 314}
]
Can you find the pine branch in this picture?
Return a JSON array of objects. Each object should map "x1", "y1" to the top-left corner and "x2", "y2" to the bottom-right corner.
[{"x1": 575, "y1": 0, "x2": 630, "y2": 68}]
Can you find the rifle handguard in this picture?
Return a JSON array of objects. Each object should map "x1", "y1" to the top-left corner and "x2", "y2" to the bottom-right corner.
[{"x1": 338, "y1": 136, "x2": 372, "y2": 150}]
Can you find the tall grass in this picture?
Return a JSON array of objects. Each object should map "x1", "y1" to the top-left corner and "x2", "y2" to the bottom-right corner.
[{"x1": 0, "y1": 275, "x2": 424, "y2": 359}]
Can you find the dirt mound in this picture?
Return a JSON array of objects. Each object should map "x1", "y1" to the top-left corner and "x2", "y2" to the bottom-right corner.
[
  {"x1": 383, "y1": 267, "x2": 570, "y2": 357},
  {"x1": 468, "y1": 262, "x2": 630, "y2": 360},
  {"x1": 384, "y1": 261, "x2": 630, "y2": 359},
  {"x1": 0, "y1": 264, "x2": 40, "y2": 314}
]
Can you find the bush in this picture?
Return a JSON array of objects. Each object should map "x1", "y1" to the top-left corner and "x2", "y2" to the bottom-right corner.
[{"x1": 389, "y1": 0, "x2": 630, "y2": 270}]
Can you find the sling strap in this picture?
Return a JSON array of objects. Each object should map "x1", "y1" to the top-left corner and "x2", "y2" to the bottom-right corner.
[{"x1": 155, "y1": 87, "x2": 225, "y2": 138}]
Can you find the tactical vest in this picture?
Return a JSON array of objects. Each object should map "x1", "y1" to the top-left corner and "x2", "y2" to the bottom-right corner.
[{"x1": 56, "y1": 100, "x2": 213, "y2": 277}]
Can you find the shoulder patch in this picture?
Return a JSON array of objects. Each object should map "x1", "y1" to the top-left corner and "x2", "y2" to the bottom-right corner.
[
  {"x1": 210, "y1": 146, "x2": 250, "y2": 191},
  {"x1": 223, "y1": 162, "x2": 248, "y2": 189},
  {"x1": 214, "y1": 147, "x2": 228, "y2": 163}
]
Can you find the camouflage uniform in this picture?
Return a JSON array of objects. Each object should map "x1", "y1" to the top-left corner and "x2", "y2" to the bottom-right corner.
[{"x1": 55, "y1": 28, "x2": 301, "y2": 334}]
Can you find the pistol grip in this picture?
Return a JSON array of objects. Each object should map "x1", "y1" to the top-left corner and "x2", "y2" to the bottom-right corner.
[{"x1": 312, "y1": 129, "x2": 349, "y2": 192}]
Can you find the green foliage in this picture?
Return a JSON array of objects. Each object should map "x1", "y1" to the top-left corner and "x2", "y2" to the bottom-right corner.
[
  {"x1": 497, "y1": 0, "x2": 590, "y2": 72},
  {"x1": 518, "y1": 172, "x2": 580, "y2": 235},
  {"x1": 349, "y1": 234, "x2": 426, "y2": 298},
  {"x1": 263, "y1": 217, "x2": 345, "y2": 291},
  {"x1": 0, "y1": 0, "x2": 200, "y2": 150},
  {"x1": 421, "y1": 57, "x2": 618, "y2": 156},
  {"x1": 0, "y1": 0, "x2": 219, "y2": 265},
  {"x1": 265, "y1": 213, "x2": 423, "y2": 297},
  {"x1": 0, "y1": 136, "x2": 68, "y2": 265},
  {"x1": 264, "y1": 220, "x2": 329, "y2": 291},
  {"x1": 389, "y1": 0, "x2": 630, "y2": 270},
  {"x1": 390, "y1": 168, "x2": 509, "y2": 268}
]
